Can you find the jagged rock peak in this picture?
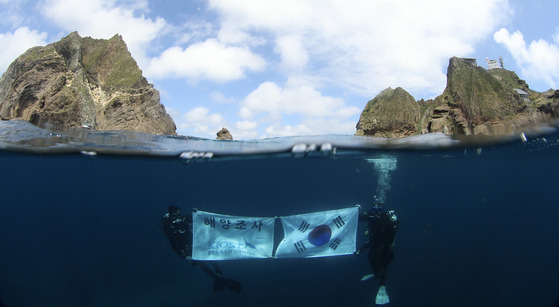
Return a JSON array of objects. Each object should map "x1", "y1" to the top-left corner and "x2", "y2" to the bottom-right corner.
[
  {"x1": 355, "y1": 57, "x2": 559, "y2": 138},
  {"x1": 0, "y1": 31, "x2": 176, "y2": 135}
]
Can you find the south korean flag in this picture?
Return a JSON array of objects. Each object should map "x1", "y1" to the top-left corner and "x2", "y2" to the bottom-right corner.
[{"x1": 275, "y1": 207, "x2": 359, "y2": 258}]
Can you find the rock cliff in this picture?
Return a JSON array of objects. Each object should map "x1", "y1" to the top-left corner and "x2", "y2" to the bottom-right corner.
[
  {"x1": 0, "y1": 32, "x2": 176, "y2": 135},
  {"x1": 356, "y1": 57, "x2": 559, "y2": 137}
]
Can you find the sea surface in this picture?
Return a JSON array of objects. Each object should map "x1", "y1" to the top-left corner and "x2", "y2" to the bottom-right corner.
[{"x1": 1, "y1": 120, "x2": 558, "y2": 307}]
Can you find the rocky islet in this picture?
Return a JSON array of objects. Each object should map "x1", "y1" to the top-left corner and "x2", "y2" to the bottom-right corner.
[{"x1": 0, "y1": 32, "x2": 176, "y2": 135}]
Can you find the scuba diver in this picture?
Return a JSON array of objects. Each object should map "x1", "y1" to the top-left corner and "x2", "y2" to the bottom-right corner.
[
  {"x1": 355, "y1": 203, "x2": 399, "y2": 305},
  {"x1": 161, "y1": 206, "x2": 242, "y2": 293}
]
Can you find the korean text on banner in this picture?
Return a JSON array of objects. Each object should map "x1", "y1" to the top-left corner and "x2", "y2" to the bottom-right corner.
[
  {"x1": 192, "y1": 210, "x2": 275, "y2": 260},
  {"x1": 275, "y1": 207, "x2": 359, "y2": 258}
]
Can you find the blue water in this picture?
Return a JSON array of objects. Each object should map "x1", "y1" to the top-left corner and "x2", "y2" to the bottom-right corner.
[{"x1": 1, "y1": 120, "x2": 559, "y2": 307}]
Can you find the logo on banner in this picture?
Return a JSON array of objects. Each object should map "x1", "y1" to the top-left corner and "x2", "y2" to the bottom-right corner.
[
  {"x1": 208, "y1": 238, "x2": 258, "y2": 257},
  {"x1": 202, "y1": 217, "x2": 266, "y2": 257}
]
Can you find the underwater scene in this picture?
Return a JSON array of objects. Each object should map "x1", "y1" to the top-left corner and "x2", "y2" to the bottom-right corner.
[{"x1": 1, "y1": 120, "x2": 559, "y2": 307}]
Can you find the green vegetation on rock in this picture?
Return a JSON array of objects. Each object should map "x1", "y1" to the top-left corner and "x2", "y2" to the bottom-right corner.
[
  {"x1": 356, "y1": 87, "x2": 419, "y2": 137},
  {"x1": 82, "y1": 34, "x2": 144, "y2": 89},
  {"x1": 21, "y1": 46, "x2": 58, "y2": 62}
]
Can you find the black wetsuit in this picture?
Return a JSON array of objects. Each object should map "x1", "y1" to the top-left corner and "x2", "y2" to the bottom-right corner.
[
  {"x1": 161, "y1": 206, "x2": 219, "y2": 273},
  {"x1": 161, "y1": 208, "x2": 192, "y2": 259},
  {"x1": 358, "y1": 210, "x2": 399, "y2": 285}
]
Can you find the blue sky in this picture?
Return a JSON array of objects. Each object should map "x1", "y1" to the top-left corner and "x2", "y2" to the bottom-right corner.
[{"x1": 1, "y1": 0, "x2": 558, "y2": 139}]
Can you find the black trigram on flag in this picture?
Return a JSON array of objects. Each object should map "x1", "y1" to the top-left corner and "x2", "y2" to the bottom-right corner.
[
  {"x1": 294, "y1": 240, "x2": 307, "y2": 253},
  {"x1": 329, "y1": 238, "x2": 342, "y2": 250},
  {"x1": 298, "y1": 220, "x2": 310, "y2": 233},
  {"x1": 333, "y1": 215, "x2": 345, "y2": 229}
]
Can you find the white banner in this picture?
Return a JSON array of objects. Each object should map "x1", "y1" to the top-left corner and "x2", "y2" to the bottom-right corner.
[
  {"x1": 192, "y1": 210, "x2": 275, "y2": 260},
  {"x1": 275, "y1": 207, "x2": 359, "y2": 258}
]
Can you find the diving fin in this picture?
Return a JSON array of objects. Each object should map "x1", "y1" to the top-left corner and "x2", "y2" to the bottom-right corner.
[
  {"x1": 213, "y1": 276, "x2": 242, "y2": 294},
  {"x1": 375, "y1": 285, "x2": 390, "y2": 305},
  {"x1": 361, "y1": 274, "x2": 375, "y2": 281}
]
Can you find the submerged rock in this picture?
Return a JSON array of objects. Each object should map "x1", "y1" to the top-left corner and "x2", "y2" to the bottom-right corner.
[
  {"x1": 356, "y1": 57, "x2": 559, "y2": 137},
  {"x1": 0, "y1": 31, "x2": 176, "y2": 135}
]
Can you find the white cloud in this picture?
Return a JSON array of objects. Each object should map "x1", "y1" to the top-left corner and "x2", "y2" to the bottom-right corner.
[
  {"x1": 40, "y1": 0, "x2": 166, "y2": 69},
  {"x1": 263, "y1": 118, "x2": 357, "y2": 138},
  {"x1": 178, "y1": 107, "x2": 228, "y2": 137},
  {"x1": 209, "y1": 0, "x2": 511, "y2": 97},
  {"x1": 0, "y1": 27, "x2": 48, "y2": 73},
  {"x1": 146, "y1": 39, "x2": 265, "y2": 82},
  {"x1": 176, "y1": 21, "x2": 215, "y2": 45},
  {"x1": 264, "y1": 123, "x2": 312, "y2": 138},
  {"x1": 235, "y1": 120, "x2": 258, "y2": 131},
  {"x1": 494, "y1": 28, "x2": 559, "y2": 88},
  {"x1": 237, "y1": 80, "x2": 361, "y2": 138},
  {"x1": 232, "y1": 120, "x2": 259, "y2": 139},
  {"x1": 216, "y1": 22, "x2": 258, "y2": 45},
  {"x1": 184, "y1": 106, "x2": 225, "y2": 125},
  {"x1": 239, "y1": 82, "x2": 283, "y2": 120},
  {"x1": 275, "y1": 35, "x2": 308, "y2": 71},
  {"x1": 239, "y1": 81, "x2": 360, "y2": 120}
]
